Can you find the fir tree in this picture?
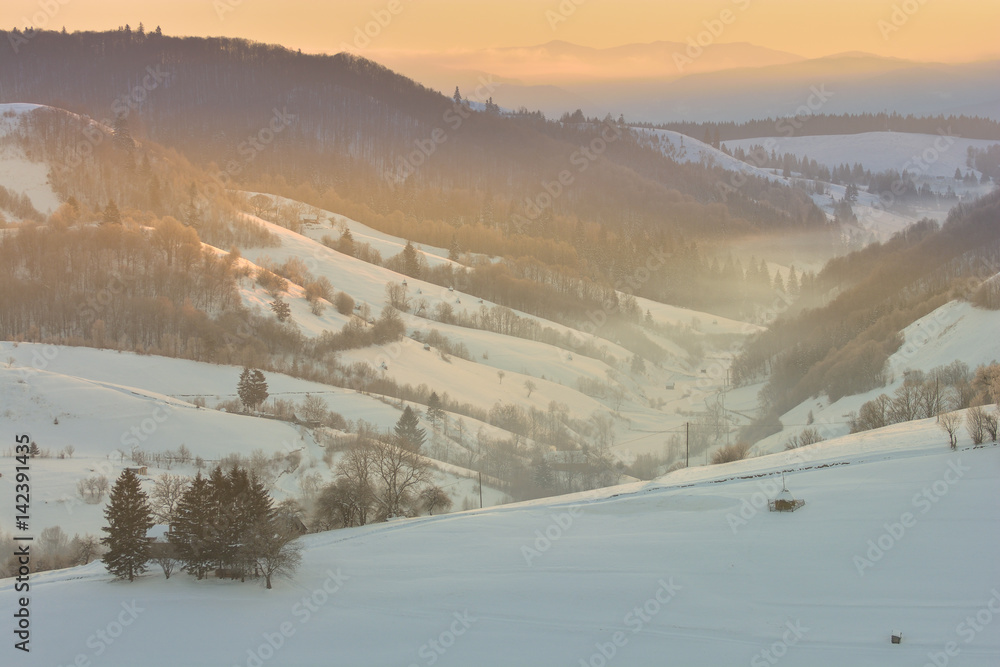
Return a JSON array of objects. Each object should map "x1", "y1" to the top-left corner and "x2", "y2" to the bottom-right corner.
[
  {"x1": 425, "y1": 392, "x2": 444, "y2": 427},
  {"x1": 169, "y1": 472, "x2": 213, "y2": 579},
  {"x1": 448, "y1": 235, "x2": 461, "y2": 262},
  {"x1": 103, "y1": 200, "x2": 121, "y2": 225},
  {"x1": 402, "y1": 241, "x2": 421, "y2": 278},
  {"x1": 270, "y1": 296, "x2": 291, "y2": 322},
  {"x1": 101, "y1": 469, "x2": 154, "y2": 581},
  {"x1": 394, "y1": 406, "x2": 426, "y2": 451},
  {"x1": 337, "y1": 227, "x2": 355, "y2": 257},
  {"x1": 238, "y1": 368, "x2": 269, "y2": 412}
]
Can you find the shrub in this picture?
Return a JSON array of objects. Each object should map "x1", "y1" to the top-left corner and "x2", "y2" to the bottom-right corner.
[
  {"x1": 711, "y1": 441, "x2": 752, "y2": 465},
  {"x1": 334, "y1": 292, "x2": 355, "y2": 315}
]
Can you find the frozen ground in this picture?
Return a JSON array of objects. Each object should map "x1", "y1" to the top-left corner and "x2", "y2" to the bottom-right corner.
[{"x1": 2, "y1": 414, "x2": 997, "y2": 666}]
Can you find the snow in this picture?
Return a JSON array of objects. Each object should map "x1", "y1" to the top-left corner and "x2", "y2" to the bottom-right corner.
[
  {"x1": 640, "y1": 128, "x2": 788, "y2": 183},
  {"x1": 757, "y1": 300, "x2": 1000, "y2": 454},
  {"x1": 243, "y1": 192, "x2": 461, "y2": 269},
  {"x1": 726, "y1": 132, "x2": 1000, "y2": 181},
  {"x1": 3, "y1": 415, "x2": 997, "y2": 666}
]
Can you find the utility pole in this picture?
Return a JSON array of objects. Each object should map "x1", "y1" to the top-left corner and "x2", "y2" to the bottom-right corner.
[
  {"x1": 685, "y1": 421, "x2": 689, "y2": 468},
  {"x1": 479, "y1": 471, "x2": 483, "y2": 509}
]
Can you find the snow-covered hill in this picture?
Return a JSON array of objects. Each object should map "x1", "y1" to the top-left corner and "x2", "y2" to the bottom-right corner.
[
  {"x1": 2, "y1": 416, "x2": 997, "y2": 666},
  {"x1": 0, "y1": 104, "x2": 61, "y2": 216},
  {"x1": 726, "y1": 132, "x2": 999, "y2": 181},
  {"x1": 754, "y1": 299, "x2": 1000, "y2": 454}
]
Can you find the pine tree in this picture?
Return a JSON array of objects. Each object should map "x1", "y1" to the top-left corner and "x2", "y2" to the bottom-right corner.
[
  {"x1": 101, "y1": 469, "x2": 154, "y2": 581},
  {"x1": 169, "y1": 472, "x2": 213, "y2": 579},
  {"x1": 113, "y1": 113, "x2": 135, "y2": 155},
  {"x1": 425, "y1": 392, "x2": 444, "y2": 427},
  {"x1": 337, "y1": 227, "x2": 355, "y2": 257},
  {"x1": 103, "y1": 200, "x2": 121, "y2": 225},
  {"x1": 448, "y1": 235, "x2": 461, "y2": 262},
  {"x1": 402, "y1": 241, "x2": 421, "y2": 278},
  {"x1": 394, "y1": 406, "x2": 426, "y2": 451},
  {"x1": 270, "y1": 296, "x2": 291, "y2": 322},
  {"x1": 453, "y1": 86, "x2": 462, "y2": 105},
  {"x1": 238, "y1": 368, "x2": 269, "y2": 412}
]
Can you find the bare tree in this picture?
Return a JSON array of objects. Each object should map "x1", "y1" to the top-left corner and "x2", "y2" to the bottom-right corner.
[
  {"x1": 984, "y1": 408, "x2": 999, "y2": 442},
  {"x1": 327, "y1": 438, "x2": 379, "y2": 527},
  {"x1": 966, "y1": 406, "x2": 987, "y2": 445},
  {"x1": 939, "y1": 412, "x2": 963, "y2": 450},
  {"x1": 524, "y1": 379, "x2": 536, "y2": 398},
  {"x1": 242, "y1": 522, "x2": 303, "y2": 589},
  {"x1": 153, "y1": 553, "x2": 178, "y2": 579},
  {"x1": 300, "y1": 394, "x2": 328, "y2": 423},
  {"x1": 497, "y1": 370, "x2": 505, "y2": 385},
  {"x1": 249, "y1": 193, "x2": 273, "y2": 218},
  {"x1": 150, "y1": 474, "x2": 190, "y2": 523},
  {"x1": 420, "y1": 486, "x2": 453, "y2": 515},
  {"x1": 70, "y1": 534, "x2": 102, "y2": 565},
  {"x1": 385, "y1": 282, "x2": 410, "y2": 311},
  {"x1": 371, "y1": 437, "x2": 430, "y2": 519},
  {"x1": 78, "y1": 474, "x2": 110, "y2": 503}
]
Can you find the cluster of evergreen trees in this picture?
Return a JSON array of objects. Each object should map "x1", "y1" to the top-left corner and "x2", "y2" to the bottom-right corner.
[
  {"x1": 647, "y1": 112, "x2": 1000, "y2": 142},
  {"x1": 101, "y1": 466, "x2": 301, "y2": 588}
]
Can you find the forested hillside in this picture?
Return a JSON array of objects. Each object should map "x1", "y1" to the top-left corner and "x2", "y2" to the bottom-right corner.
[
  {"x1": 0, "y1": 29, "x2": 834, "y2": 318},
  {"x1": 733, "y1": 190, "x2": 1000, "y2": 439}
]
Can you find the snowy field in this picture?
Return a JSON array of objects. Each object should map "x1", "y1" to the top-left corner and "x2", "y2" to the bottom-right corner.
[{"x1": 2, "y1": 415, "x2": 997, "y2": 666}]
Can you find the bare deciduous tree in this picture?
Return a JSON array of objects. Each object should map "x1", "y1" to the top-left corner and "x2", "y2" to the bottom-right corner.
[
  {"x1": 242, "y1": 522, "x2": 303, "y2": 590},
  {"x1": 420, "y1": 486, "x2": 453, "y2": 516},
  {"x1": 371, "y1": 437, "x2": 430, "y2": 519},
  {"x1": 300, "y1": 394, "x2": 328, "y2": 423},
  {"x1": 150, "y1": 474, "x2": 190, "y2": 523},
  {"x1": 939, "y1": 412, "x2": 963, "y2": 450},
  {"x1": 966, "y1": 406, "x2": 988, "y2": 445}
]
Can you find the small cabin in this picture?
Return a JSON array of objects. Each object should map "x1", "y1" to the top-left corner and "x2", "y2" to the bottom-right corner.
[{"x1": 126, "y1": 465, "x2": 148, "y2": 476}]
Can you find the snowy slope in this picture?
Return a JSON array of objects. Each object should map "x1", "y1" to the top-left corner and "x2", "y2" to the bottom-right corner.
[
  {"x1": 244, "y1": 192, "x2": 461, "y2": 269},
  {"x1": 2, "y1": 418, "x2": 997, "y2": 666},
  {"x1": 726, "y1": 132, "x2": 1000, "y2": 180},
  {"x1": 0, "y1": 104, "x2": 61, "y2": 215},
  {"x1": 756, "y1": 300, "x2": 1000, "y2": 454},
  {"x1": 639, "y1": 128, "x2": 788, "y2": 183},
  {"x1": 0, "y1": 351, "x2": 515, "y2": 537}
]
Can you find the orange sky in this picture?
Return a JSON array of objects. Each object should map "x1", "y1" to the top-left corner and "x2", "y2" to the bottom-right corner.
[{"x1": 4, "y1": 0, "x2": 998, "y2": 63}]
